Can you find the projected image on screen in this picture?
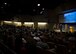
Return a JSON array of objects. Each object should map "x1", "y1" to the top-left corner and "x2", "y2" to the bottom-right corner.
[{"x1": 64, "y1": 11, "x2": 76, "y2": 23}]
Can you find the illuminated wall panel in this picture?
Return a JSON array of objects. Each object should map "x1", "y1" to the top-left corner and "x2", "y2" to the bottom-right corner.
[
  {"x1": 38, "y1": 22, "x2": 48, "y2": 29},
  {"x1": 23, "y1": 22, "x2": 34, "y2": 28},
  {"x1": 14, "y1": 22, "x2": 22, "y2": 26}
]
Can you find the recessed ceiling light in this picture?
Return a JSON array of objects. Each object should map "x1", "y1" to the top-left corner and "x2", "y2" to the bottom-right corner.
[
  {"x1": 33, "y1": 9, "x2": 36, "y2": 11},
  {"x1": 37, "y1": 4, "x2": 40, "y2": 6},
  {"x1": 40, "y1": 11, "x2": 43, "y2": 14},
  {"x1": 4, "y1": 3, "x2": 7, "y2": 5},
  {"x1": 42, "y1": 8, "x2": 44, "y2": 10},
  {"x1": 1, "y1": 7, "x2": 3, "y2": 8}
]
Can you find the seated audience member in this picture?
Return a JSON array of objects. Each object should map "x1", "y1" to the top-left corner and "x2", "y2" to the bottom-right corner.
[
  {"x1": 68, "y1": 36, "x2": 76, "y2": 54},
  {"x1": 36, "y1": 39, "x2": 49, "y2": 49}
]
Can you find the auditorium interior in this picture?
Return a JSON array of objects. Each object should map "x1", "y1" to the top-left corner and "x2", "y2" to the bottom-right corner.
[{"x1": 0, "y1": 0, "x2": 76, "y2": 54}]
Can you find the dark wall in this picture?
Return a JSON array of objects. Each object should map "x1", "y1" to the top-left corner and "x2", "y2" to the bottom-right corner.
[{"x1": 13, "y1": 15, "x2": 48, "y2": 22}]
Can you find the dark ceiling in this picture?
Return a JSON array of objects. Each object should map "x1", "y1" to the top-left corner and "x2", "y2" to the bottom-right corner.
[{"x1": 0, "y1": 0, "x2": 75, "y2": 16}]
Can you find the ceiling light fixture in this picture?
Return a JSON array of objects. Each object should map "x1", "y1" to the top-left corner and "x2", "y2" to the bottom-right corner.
[
  {"x1": 37, "y1": 4, "x2": 40, "y2": 6},
  {"x1": 4, "y1": 3, "x2": 7, "y2": 5}
]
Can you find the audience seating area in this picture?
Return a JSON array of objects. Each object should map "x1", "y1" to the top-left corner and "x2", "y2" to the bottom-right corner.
[{"x1": 0, "y1": 25, "x2": 76, "y2": 54}]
